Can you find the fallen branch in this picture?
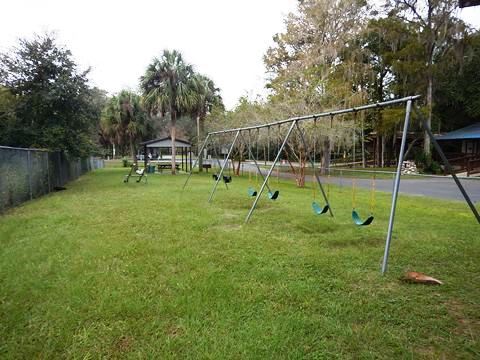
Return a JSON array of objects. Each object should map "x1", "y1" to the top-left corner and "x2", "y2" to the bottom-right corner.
[{"x1": 401, "y1": 271, "x2": 443, "y2": 285}]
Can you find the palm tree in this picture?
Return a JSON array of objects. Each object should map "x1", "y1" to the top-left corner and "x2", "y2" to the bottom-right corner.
[
  {"x1": 191, "y1": 74, "x2": 223, "y2": 171},
  {"x1": 119, "y1": 91, "x2": 148, "y2": 160},
  {"x1": 101, "y1": 90, "x2": 148, "y2": 159},
  {"x1": 140, "y1": 50, "x2": 196, "y2": 174}
]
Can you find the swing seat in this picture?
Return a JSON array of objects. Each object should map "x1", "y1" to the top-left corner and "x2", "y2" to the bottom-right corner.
[
  {"x1": 213, "y1": 174, "x2": 232, "y2": 183},
  {"x1": 352, "y1": 210, "x2": 374, "y2": 226},
  {"x1": 247, "y1": 187, "x2": 257, "y2": 197},
  {"x1": 312, "y1": 201, "x2": 329, "y2": 215},
  {"x1": 268, "y1": 190, "x2": 279, "y2": 200}
]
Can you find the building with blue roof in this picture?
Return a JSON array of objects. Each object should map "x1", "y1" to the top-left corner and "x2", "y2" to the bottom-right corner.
[
  {"x1": 435, "y1": 123, "x2": 480, "y2": 176},
  {"x1": 435, "y1": 123, "x2": 480, "y2": 156}
]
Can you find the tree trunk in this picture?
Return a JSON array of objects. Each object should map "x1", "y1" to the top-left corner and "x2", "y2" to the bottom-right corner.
[
  {"x1": 197, "y1": 115, "x2": 203, "y2": 172},
  {"x1": 321, "y1": 137, "x2": 331, "y2": 175},
  {"x1": 381, "y1": 135, "x2": 385, "y2": 168},
  {"x1": 392, "y1": 125, "x2": 397, "y2": 166},
  {"x1": 130, "y1": 140, "x2": 136, "y2": 163},
  {"x1": 298, "y1": 151, "x2": 305, "y2": 187},
  {"x1": 283, "y1": 148, "x2": 304, "y2": 188},
  {"x1": 424, "y1": 73, "x2": 433, "y2": 157},
  {"x1": 171, "y1": 112, "x2": 177, "y2": 175}
]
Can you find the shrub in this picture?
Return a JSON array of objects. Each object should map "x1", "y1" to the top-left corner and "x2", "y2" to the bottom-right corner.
[{"x1": 415, "y1": 153, "x2": 442, "y2": 174}]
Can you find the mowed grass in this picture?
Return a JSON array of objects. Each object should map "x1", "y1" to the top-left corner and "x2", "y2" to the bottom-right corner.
[{"x1": 0, "y1": 167, "x2": 479, "y2": 359}]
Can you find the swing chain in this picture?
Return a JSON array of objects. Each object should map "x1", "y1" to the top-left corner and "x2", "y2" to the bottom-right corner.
[
  {"x1": 352, "y1": 177, "x2": 356, "y2": 210},
  {"x1": 312, "y1": 118, "x2": 317, "y2": 200}
]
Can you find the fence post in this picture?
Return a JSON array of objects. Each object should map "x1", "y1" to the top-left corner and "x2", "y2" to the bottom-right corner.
[
  {"x1": 46, "y1": 152, "x2": 51, "y2": 193},
  {"x1": 27, "y1": 149, "x2": 33, "y2": 200}
]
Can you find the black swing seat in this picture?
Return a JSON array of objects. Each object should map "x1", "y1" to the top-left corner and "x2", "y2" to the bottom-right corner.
[
  {"x1": 352, "y1": 210, "x2": 374, "y2": 226},
  {"x1": 212, "y1": 174, "x2": 232, "y2": 183},
  {"x1": 312, "y1": 201, "x2": 329, "y2": 215},
  {"x1": 247, "y1": 187, "x2": 257, "y2": 197},
  {"x1": 268, "y1": 190, "x2": 279, "y2": 200}
]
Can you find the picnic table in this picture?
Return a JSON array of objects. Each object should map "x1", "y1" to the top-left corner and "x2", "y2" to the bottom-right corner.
[{"x1": 157, "y1": 163, "x2": 180, "y2": 172}]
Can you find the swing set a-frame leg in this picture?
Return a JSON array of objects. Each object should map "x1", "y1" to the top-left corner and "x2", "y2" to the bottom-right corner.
[
  {"x1": 245, "y1": 121, "x2": 296, "y2": 223},
  {"x1": 208, "y1": 130, "x2": 240, "y2": 203},
  {"x1": 183, "y1": 133, "x2": 211, "y2": 190}
]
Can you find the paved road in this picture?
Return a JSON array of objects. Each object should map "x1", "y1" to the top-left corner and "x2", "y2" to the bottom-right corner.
[
  {"x1": 211, "y1": 159, "x2": 480, "y2": 203},
  {"x1": 239, "y1": 164, "x2": 480, "y2": 203},
  {"x1": 318, "y1": 176, "x2": 480, "y2": 203}
]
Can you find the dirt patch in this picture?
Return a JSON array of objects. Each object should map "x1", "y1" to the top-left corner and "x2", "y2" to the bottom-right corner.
[
  {"x1": 445, "y1": 300, "x2": 480, "y2": 339},
  {"x1": 325, "y1": 236, "x2": 384, "y2": 249},
  {"x1": 222, "y1": 212, "x2": 239, "y2": 219},
  {"x1": 111, "y1": 335, "x2": 133, "y2": 356},
  {"x1": 166, "y1": 325, "x2": 184, "y2": 338},
  {"x1": 414, "y1": 346, "x2": 448, "y2": 359},
  {"x1": 218, "y1": 224, "x2": 243, "y2": 231}
]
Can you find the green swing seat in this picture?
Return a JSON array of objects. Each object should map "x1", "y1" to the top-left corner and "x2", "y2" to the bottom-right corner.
[
  {"x1": 352, "y1": 210, "x2": 374, "y2": 226},
  {"x1": 247, "y1": 187, "x2": 257, "y2": 197},
  {"x1": 268, "y1": 190, "x2": 279, "y2": 200},
  {"x1": 312, "y1": 201, "x2": 329, "y2": 215}
]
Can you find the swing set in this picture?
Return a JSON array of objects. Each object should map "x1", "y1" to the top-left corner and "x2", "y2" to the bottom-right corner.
[{"x1": 183, "y1": 95, "x2": 480, "y2": 274}]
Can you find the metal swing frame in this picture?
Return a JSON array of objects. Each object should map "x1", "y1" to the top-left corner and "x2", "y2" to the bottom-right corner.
[{"x1": 183, "y1": 95, "x2": 479, "y2": 274}]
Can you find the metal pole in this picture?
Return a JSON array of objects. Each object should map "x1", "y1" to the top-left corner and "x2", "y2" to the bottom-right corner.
[
  {"x1": 245, "y1": 120, "x2": 296, "y2": 223},
  {"x1": 415, "y1": 107, "x2": 480, "y2": 224},
  {"x1": 382, "y1": 99, "x2": 412, "y2": 275},
  {"x1": 209, "y1": 96, "x2": 421, "y2": 135},
  {"x1": 208, "y1": 130, "x2": 240, "y2": 203},
  {"x1": 295, "y1": 122, "x2": 334, "y2": 217},
  {"x1": 182, "y1": 133, "x2": 211, "y2": 189},
  {"x1": 239, "y1": 131, "x2": 273, "y2": 193}
]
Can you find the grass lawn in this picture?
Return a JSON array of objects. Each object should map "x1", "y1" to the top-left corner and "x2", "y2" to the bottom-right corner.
[{"x1": 0, "y1": 166, "x2": 479, "y2": 358}]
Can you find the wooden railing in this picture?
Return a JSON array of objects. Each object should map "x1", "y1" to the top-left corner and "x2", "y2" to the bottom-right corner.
[
  {"x1": 467, "y1": 158, "x2": 480, "y2": 176},
  {"x1": 446, "y1": 154, "x2": 480, "y2": 176}
]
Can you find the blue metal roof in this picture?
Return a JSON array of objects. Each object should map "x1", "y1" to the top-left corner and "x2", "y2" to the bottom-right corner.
[{"x1": 435, "y1": 123, "x2": 480, "y2": 140}]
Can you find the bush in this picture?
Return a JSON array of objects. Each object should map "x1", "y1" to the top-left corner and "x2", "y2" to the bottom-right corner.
[
  {"x1": 122, "y1": 157, "x2": 129, "y2": 168},
  {"x1": 415, "y1": 153, "x2": 442, "y2": 174}
]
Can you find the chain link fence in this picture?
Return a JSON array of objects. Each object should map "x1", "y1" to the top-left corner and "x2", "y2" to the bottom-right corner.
[{"x1": 0, "y1": 146, "x2": 104, "y2": 212}]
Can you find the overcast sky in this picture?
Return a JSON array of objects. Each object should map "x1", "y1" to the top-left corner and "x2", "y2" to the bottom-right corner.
[{"x1": 1, "y1": 1, "x2": 479, "y2": 110}]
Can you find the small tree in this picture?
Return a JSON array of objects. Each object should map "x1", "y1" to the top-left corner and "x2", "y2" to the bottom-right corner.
[{"x1": 0, "y1": 33, "x2": 99, "y2": 156}]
